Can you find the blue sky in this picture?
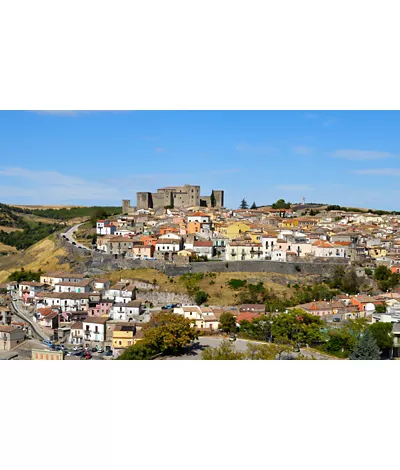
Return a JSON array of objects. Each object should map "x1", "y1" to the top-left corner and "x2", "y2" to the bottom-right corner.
[{"x1": 0, "y1": 110, "x2": 399, "y2": 209}]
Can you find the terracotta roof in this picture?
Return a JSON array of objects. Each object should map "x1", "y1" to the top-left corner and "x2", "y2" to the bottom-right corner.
[
  {"x1": 0, "y1": 325, "x2": 15, "y2": 333},
  {"x1": 235, "y1": 312, "x2": 262, "y2": 323},
  {"x1": 71, "y1": 321, "x2": 83, "y2": 329}
]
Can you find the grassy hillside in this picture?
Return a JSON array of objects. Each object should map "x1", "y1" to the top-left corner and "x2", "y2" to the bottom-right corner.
[
  {"x1": 0, "y1": 236, "x2": 69, "y2": 283},
  {"x1": 104, "y1": 268, "x2": 311, "y2": 306}
]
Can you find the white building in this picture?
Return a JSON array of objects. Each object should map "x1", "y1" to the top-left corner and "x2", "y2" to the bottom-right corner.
[
  {"x1": 96, "y1": 220, "x2": 117, "y2": 235},
  {"x1": 225, "y1": 241, "x2": 263, "y2": 261},
  {"x1": 187, "y1": 212, "x2": 211, "y2": 224},
  {"x1": 54, "y1": 279, "x2": 93, "y2": 293},
  {"x1": 19, "y1": 282, "x2": 46, "y2": 299},
  {"x1": 103, "y1": 282, "x2": 136, "y2": 304},
  {"x1": 174, "y1": 306, "x2": 219, "y2": 330},
  {"x1": 69, "y1": 321, "x2": 84, "y2": 345},
  {"x1": 35, "y1": 292, "x2": 93, "y2": 312},
  {"x1": 82, "y1": 317, "x2": 108, "y2": 347},
  {"x1": 312, "y1": 241, "x2": 350, "y2": 258},
  {"x1": 109, "y1": 300, "x2": 143, "y2": 321}
]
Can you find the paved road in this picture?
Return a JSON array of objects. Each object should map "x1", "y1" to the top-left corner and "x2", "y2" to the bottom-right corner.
[
  {"x1": 164, "y1": 337, "x2": 336, "y2": 360},
  {"x1": 10, "y1": 295, "x2": 50, "y2": 341},
  {"x1": 61, "y1": 222, "x2": 93, "y2": 252}
]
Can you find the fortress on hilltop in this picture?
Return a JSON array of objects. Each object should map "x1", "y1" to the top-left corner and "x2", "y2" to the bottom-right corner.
[{"x1": 122, "y1": 184, "x2": 224, "y2": 213}]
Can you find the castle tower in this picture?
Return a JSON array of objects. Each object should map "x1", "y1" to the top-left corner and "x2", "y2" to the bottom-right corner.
[
  {"x1": 212, "y1": 190, "x2": 224, "y2": 208},
  {"x1": 122, "y1": 199, "x2": 131, "y2": 214},
  {"x1": 136, "y1": 192, "x2": 152, "y2": 210}
]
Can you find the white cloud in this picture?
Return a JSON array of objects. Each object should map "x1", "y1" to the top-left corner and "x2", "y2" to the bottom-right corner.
[
  {"x1": 292, "y1": 145, "x2": 313, "y2": 155},
  {"x1": 277, "y1": 184, "x2": 314, "y2": 191},
  {"x1": 354, "y1": 168, "x2": 400, "y2": 176},
  {"x1": 0, "y1": 167, "x2": 122, "y2": 203},
  {"x1": 332, "y1": 149, "x2": 395, "y2": 160}
]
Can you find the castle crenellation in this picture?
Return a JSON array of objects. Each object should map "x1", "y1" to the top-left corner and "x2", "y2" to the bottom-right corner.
[{"x1": 123, "y1": 184, "x2": 224, "y2": 213}]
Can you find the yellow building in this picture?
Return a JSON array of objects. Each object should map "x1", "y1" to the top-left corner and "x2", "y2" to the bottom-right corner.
[
  {"x1": 368, "y1": 246, "x2": 387, "y2": 258},
  {"x1": 220, "y1": 222, "x2": 251, "y2": 239},
  {"x1": 281, "y1": 219, "x2": 299, "y2": 228},
  {"x1": 247, "y1": 231, "x2": 263, "y2": 243},
  {"x1": 112, "y1": 324, "x2": 141, "y2": 350}
]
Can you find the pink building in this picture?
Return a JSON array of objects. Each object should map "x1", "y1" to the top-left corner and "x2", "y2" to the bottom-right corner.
[{"x1": 88, "y1": 301, "x2": 113, "y2": 317}]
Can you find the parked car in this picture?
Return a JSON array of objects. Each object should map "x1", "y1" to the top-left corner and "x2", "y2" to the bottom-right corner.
[
  {"x1": 229, "y1": 334, "x2": 236, "y2": 342},
  {"x1": 83, "y1": 352, "x2": 92, "y2": 360},
  {"x1": 43, "y1": 340, "x2": 53, "y2": 348},
  {"x1": 97, "y1": 348, "x2": 104, "y2": 354},
  {"x1": 91, "y1": 347, "x2": 98, "y2": 352},
  {"x1": 162, "y1": 304, "x2": 175, "y2": 310},
  {"x1": 104, "y1": 350, "x2": 113, "y2": 357},
  {"x1": 333, "y1": 317, "x2": 341, "y2": 322},
  {"x1": 72, "y1": 241, "x2": 76, "y2": 245},
  {"x1": 72, "y1": 346, "x2": 83, "y2": 351}
]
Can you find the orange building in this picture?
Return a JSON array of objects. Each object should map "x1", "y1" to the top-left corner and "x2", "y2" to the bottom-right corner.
[
  {"x1": 141, "y1": 234, "x2": 157, "y2": 247},
  {"x1": 187, "y1": 221, "x2": 201, "y2": 234}
]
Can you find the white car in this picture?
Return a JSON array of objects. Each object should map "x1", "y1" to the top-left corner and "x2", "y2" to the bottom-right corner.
[{"x1": 72, "y1": 346, "x2": 83, "y2": 351}]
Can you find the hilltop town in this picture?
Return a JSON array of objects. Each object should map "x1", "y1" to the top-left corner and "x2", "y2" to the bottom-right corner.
[{"x1": 1, "y1": 186, "x2": 400, "y2": 360}]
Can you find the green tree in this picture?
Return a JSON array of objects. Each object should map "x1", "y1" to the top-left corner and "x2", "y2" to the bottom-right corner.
[
  {"x1": 118, "y1": 312, "x2": 198, "y2": 359},
  {"x1": 323, "y1": 328, "x2": 356, "y2": 358},
  {"x1": 375, "y1": 304, "x2": 386, "y2": 313},
  {"x1": 272, "y1": 199, "x2": 291, "y2": 209},
  {"x1": 8, "y1": 269, "x2": 41, "y2": 282},
  {"x1": 341, "y1": 268, "x2": 360, "y2": 295},
  {"x1": 368, "y1": 322, "x2": 393, "y2": 351},
  {"x1": 349, "y1": 329, "x2": 381, "y2": 360},
  {"x1": 90, "y1": 208, "x2": 109, "y2": 227},
  {"x1": 240, "y1": 198, "x2": 249, "y2": 209},
  {"x1": 219, "y1": 312, "x2": 237, "y2": 333},
  {"x1": 347, "y1": 317, "x2": 370, "y2": 335},
  {"x1": 143, "y1": 312, "x2": 198, "y2": 355},
  {"x1": 194, "y1": 290, "x2": 208, "y2": 305},
  {"x1": 250, "y1": 202, "x2": 257, "y2": 209},
  {"x1": 374, "y1": 265, "x2": 399, "y2": 291},
  {"x1": 117, "y1": 340, "x2": 158, "y2": 360},
  {"x1": 210, "y1": 191, "x2": 216, "y2": 207}
]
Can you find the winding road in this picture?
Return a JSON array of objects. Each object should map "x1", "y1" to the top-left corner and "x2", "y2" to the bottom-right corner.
[
  {"x1": 61, "y1": 222, "x2": 93, "y2": 251},
  {"x1": 10, "y1": 294, "x2": 50, "y2": 341}
]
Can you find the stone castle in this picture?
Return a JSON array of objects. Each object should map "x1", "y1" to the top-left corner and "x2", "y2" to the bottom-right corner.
[{"x1": 122, "y1": 184, "x2": 224, "y2": 213}]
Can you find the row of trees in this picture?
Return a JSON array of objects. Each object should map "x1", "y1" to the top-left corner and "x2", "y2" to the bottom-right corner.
[
  {"x1": 321, "y1": 318, "x2": 393, "y2": 359},
  {"x1": 10, "y1": 204, "x2": 121, "y2": 221},
  {"x1": 7, "y1": 268, "x2": 42, "y2": 282},
  {"x1": 239, "y1": 199, "x2": 257, "y2": 209},
  {"x1": 0, "y1": 222, "x2": 61, "y2": 250},
  {"x1": 219, "y1": 310, "x2": 393, "y2": 360}
]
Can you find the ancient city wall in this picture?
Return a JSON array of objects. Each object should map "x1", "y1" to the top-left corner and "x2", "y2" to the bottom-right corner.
[{"x1": 59, "y1": 236, "x2": 350, "y2": 279}]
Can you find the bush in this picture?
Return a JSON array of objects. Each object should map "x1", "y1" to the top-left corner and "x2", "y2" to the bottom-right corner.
[
  {"x1": 195, "y1": 290, "x2": 208, "y2": 305},
  {"x1": 227, "y1": 278, "x2": 247, "y2": 290}
]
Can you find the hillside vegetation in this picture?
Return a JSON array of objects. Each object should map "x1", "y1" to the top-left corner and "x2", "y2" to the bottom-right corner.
[
  {"x1": 9, "y1": 204, "x2": 121, "y2": 221},
  {"x1": 0, "y1": 236, "x2": 69, "y2": 282},
  {"x1": 105, "y1": 268, "x2": 310, "y2": 305}
]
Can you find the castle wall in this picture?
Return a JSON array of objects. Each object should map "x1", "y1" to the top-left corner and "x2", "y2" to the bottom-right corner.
[{"x1": 136, "y1": 192, "x2": 152, "y2": 210}]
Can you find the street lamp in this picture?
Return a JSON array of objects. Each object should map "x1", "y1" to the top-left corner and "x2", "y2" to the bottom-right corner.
[{"x1": 269, "y1": 321, "x2": 273, "y2": 343}]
